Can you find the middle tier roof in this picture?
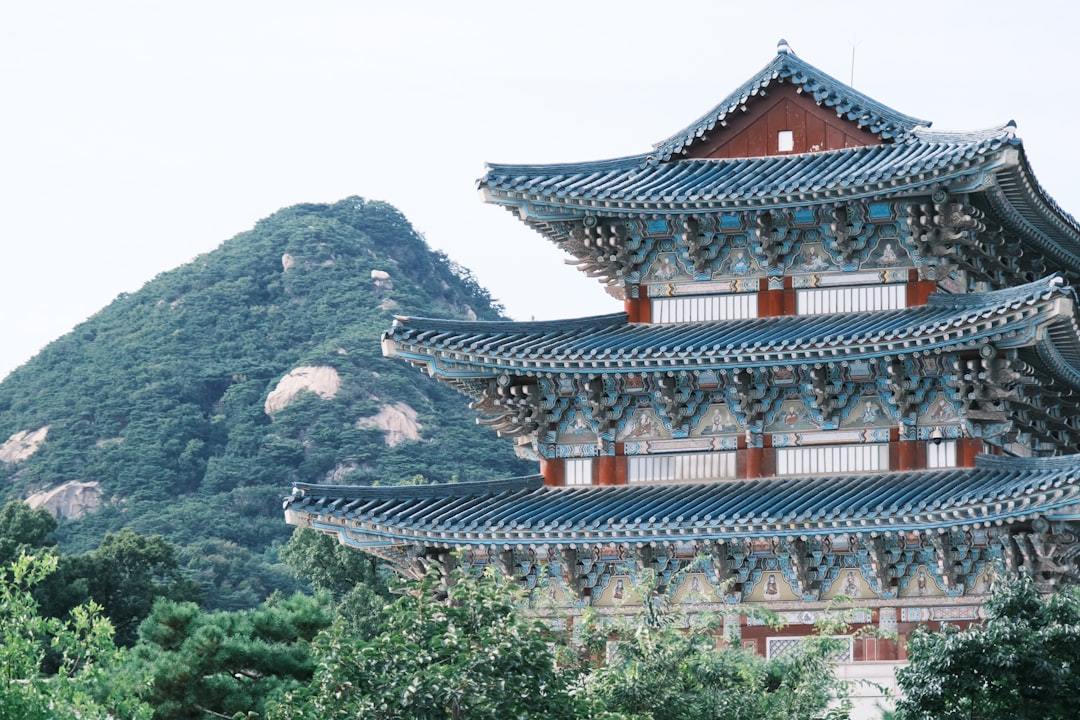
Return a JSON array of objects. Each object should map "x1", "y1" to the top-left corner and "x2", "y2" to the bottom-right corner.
[{"x1": 383, "y1": 276, "x2": 1080, "y2": 382}]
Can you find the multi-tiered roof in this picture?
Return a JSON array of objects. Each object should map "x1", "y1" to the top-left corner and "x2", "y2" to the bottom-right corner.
[{"x1": 285, "y1": 44, "x2": 1080, "y2": 636}]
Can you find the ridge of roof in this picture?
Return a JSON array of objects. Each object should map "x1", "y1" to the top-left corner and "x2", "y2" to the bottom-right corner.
[
  {"x1": 652, "y1": 40, "x2": 930, "y2": 161},
  {"x1": 387, "y1": 311, "x2": 627, "y2": 335},
  {"x1": 290, "y1": 475, "x2": 544, "y2": 501}
]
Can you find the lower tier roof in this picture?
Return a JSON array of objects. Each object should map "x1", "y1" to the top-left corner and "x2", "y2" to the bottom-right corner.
[{"x1": 285, "y1": 453, "x2": 1080, "y2": 550}]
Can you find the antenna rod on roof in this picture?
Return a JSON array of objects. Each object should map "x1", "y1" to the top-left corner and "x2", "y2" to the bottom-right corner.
[{"x1": 850, "y1": 35, "x2": 859, "y2": 88}]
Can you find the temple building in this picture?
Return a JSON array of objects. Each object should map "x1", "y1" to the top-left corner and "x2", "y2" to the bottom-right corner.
[{"x1": 285, "y1": 41, "x2": 1080, "y2": 690}]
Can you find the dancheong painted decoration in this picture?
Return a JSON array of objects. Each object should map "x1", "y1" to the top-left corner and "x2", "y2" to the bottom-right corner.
[{"x1": 285, "y1": 41, "x2": 1080, "y2": 669}]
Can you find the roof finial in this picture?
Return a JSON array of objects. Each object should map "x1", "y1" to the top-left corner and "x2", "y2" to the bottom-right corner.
[{"x1": 777, "y1": 38, "x2": 793, "y2": 55}]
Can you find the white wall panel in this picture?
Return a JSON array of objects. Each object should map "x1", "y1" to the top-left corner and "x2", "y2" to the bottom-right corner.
[
  {"x1": 796, "y1": 284, "x2": 906, "y2": 315},
  {"x1": 652, "y1": 294, "x2": 758, "y2": 323},
  {"x1": 564, "y1": 458, "x2": 593, "y2": 485},
  {"x1": 776, "y1": 444, "x2": 889, "y2": 475},
  {"x1": 627, "y1": 452, "x2": 737, "y2": 483}
]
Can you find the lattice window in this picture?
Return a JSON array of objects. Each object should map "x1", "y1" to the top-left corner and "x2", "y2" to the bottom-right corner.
[
  {"x1": 652, "y1": 294, "x2": 758, "y2": 323},
  {"x1": 796, "y1": 284, "x2": 906, "y2": 315},
  {"x1": 926, "y1": 439, "x2": 957, "y2": 469},
  {"x1": 767, "y1": 635, "x2": 854, "y2": 661},
  {"x1": 776, "y1": 444, "x2": 889, "y2": 475},
  {"x1": 564, "y1": 458, "x2": 593, "y2": 486},
  {"x1": 627, "y1": 451, "x2": 737, "y2": 483}
]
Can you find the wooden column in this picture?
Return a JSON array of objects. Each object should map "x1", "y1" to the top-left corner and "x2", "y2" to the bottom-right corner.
[
  {"x1": 896, "y1": 440, "x2": 920, "y2": 471},
  {"x1": 958, "y1": 437, "x2": 983, "y2": 467},
  {"x1": 742, "y1": 447, "x2": 765, "y2": 478},
  {"x1": 597, "y1": 455, "x2": 618, "y2": 486},
  {"x1": 907, "y1": 270, "x2": 937, "y2": 307},
  {"x1": 541, "y1": 457, "x2": 564, "y2": 487},
  {"x1": 781, "y1": 276, "x2": 797, "y2": 316},
  {"x1": 758, "y1": 277, "x2": 795, "y2": 317},
  {"x1": 758, "y1": 288, "x2": 783, "y2": 317},
  {"x1": 625, "y1": 293, "x2": 651, "y2": 323}
]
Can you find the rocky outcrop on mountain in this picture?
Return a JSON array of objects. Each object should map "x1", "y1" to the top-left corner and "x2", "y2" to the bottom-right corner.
[
  {"x1": 264, "y1": 366, "x2": 341, "y2": 416},
  {"x1": 0, "y1": 427, "x2": 48, "y2": 463},
  {"x1": 357, "y1": 402, "x2": 422, "y2": 446},
  {"x1": 26, "y1": 480, "x2": 101, "y2": 519}
]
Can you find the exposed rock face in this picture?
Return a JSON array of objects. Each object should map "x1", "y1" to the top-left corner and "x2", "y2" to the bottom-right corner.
[
  {"x1": 265, "y1": 366, "x2": 341, "y2": 416},
  {"x1": 371, "y1": 269, "x2": 393, "y2": 291},
  {"x1": 282, "y1": 253, "x2": 296, "y2": 271},
  {"x1": 357, "y1": 402, "x2": 422, "y2": 447},
  {"x1": 26, "y1": 481, "x2": 102, "y2": 519},
  {"x1": 0, "y1": 427, "x2": 49, "y2": 463}
]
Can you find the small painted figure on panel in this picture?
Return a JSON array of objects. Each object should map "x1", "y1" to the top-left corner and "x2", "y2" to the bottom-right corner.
[
  {"x1": 556, "y1": 411, "x2": 597, "y2": 444},
  {"x1": 748, "y1": 572, "x2": 798, "y2": 602},
  {"x1": 718, "y1": 247, "x2": 758, "y2": 277},
  {"x1": 823, "y1": 569, "x2": 875, "y2": 600},
  {"x1": 920, "y1": 393, "x2": 958, "y2": 424},
  {"x1": 841, "y1": 397, "x2": 893, "y2": 428},
  {"x1": 765, "y1": 400, "x2": 821, "y2": 432},
  {"x1": 899, "y1": 566, "x2": 945, "y2": 598},
  {"x1": 597, "y1": 575, "x2": 641, "y2": 606},
  {"x1": 673, "y1": 573, "x2": 718, "y2": 604},
  {"x1": 692, "y1": 403, "x2": 740, "y2": 436},
  {"x1": 863, "y1": 236, "x2": 913, "y2": 269},
  {"x1": 789, "y1": 243, "x2": 835, "y2": 273},
  {"x1": 647, "y1": 252, "x2": 689, "y2": 282},
  {"x1": 618, "y1": 408, "x2": 669, "y2": 440}
]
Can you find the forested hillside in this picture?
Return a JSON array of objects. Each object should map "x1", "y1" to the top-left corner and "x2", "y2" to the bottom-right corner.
[{"x1": 0, "y1": 197, "x2": 532, "y2": 609}]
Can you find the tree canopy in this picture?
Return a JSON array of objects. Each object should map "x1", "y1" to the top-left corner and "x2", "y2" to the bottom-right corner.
[{"x1": 895, "y1": 573, "x2": 1080, "y2": 720}]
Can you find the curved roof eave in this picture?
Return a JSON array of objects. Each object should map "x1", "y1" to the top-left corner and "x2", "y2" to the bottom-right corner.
[
  {"x1": 981, "y1": 145, "x2": 1080, "y2": 267},
  {"x1": 480, "y1": 129, "x2": 1018, "y2": 220},
  {"x1": 382, "y1": 277, "x2": 1080, "y2": 384},
  {"x1": 284, "y1": 452, "x2": 1080, "y2": 547}
]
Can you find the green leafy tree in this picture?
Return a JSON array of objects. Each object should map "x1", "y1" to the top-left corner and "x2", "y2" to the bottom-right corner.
[
  {"x1": 575, "y1": 573, "x2": 852, "y2": 720},
  {"x1": 0, "y1": 500, "x2": 57, "y2": 566},
  {"x1": 272, "y1": 563, "x2": 584, "y2": 720},
  {"x1": 129, "y1": 592, "x2": 335, "y2": 720},
  {"x1": 281, "y1": 527, "x2": 391, "y2": 637},
  {"x1": 73, "y1": 529, "x2": 204, "y2": 646},
  {"x1": 0, "y1": 553, "x2": 151, "y2": 720},
  {"x1": 895, "y1": 572, "x2": 1080, "y2": 720}
]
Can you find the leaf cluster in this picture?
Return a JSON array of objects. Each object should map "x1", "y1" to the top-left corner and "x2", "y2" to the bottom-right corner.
[{"x1": 895, "y1": 572, "x2": 1080, "y2": 720}]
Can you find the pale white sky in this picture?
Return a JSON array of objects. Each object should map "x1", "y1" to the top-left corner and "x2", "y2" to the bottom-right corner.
[{"x1": 1, "y1": 1, "x2": 1077, "y2": 379}]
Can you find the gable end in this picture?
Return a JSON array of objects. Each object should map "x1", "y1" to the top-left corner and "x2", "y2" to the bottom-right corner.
[{"x1": 682, "y1": 82, "x2": 884, "y2": 160}]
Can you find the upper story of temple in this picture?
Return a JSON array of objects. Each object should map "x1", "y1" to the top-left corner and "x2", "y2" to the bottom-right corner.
[{"x1": 382, "y1": 42, "x2": 1080, "y2": 487}]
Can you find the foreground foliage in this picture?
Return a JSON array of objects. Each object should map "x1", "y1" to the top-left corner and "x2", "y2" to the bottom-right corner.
[
  {"x1": 130, "y1": 592, "x2": 335, "y2": 720},
  {"x1": 895, "y1": 572, "x2": 1080, "y2": 720},
  {"x1": 272, "y1": 564, "x2": 854, "y2": 720},
  {"x1": 0, "y1": 553, "x2": 151, "y2": 720},
  {"x1": 273, "y1": 565, "x2": 583, "y2": 720}
]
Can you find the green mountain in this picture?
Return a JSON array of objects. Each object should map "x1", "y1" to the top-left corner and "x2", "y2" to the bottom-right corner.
[{"x1": 0, "y1": 197, "x2": 533, "y2": 609}]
